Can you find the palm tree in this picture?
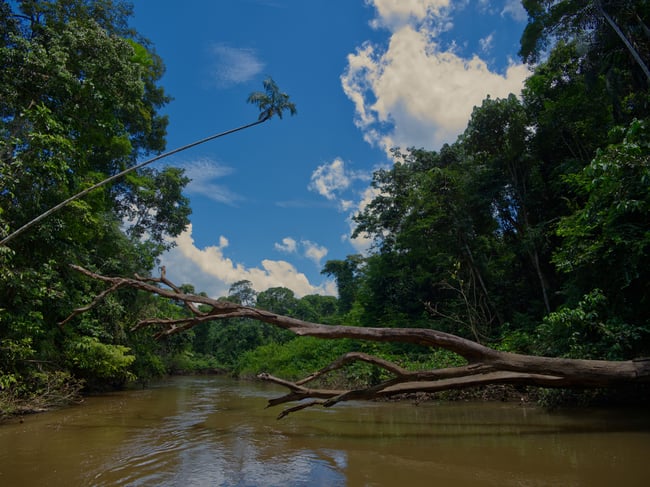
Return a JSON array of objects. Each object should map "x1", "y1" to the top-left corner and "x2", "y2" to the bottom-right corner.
[
  {"x1": 1, "y1": 77, "x2": 296, "y2": 246},
  {"x1": 247, "y1": 77, "x2": 298, "y2": 122}
]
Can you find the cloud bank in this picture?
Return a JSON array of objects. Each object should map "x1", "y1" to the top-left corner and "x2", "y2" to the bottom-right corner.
[
  {"x1": 341, "y1": 0, "x2": 529, "y2": 153},
  {"x1": 160, "y1": 225, "x2": 336, "y2": 298}
]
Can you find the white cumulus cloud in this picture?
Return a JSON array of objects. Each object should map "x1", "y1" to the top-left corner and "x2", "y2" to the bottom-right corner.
[
  {"x1": 302, "y1": 240, "x2": 328, "y2": 266},
  {"x1": 274, "y1": 237, "x2": 298, "y2": 253},
  {"x1": 308, "y1": 157, "x2": 371, "y2": 211},
  {"x1": 342, "y1": 25, "x2": 528, "y2": 152},
  {"x1": 369, "y1": 0, "x2": 450, "y2": 29},
  {"x1": 309, "y1": 157, "x2": 351, "y2": 201},
  {"x1": 342, "y1": 1, "x2": 529, "y2": 154},
  {"x1": 159, "y1": 225, "x2": 335, "y2": 298},
  {"x1": 501, "y1": 0, "x2": 527, "y2": 22}
]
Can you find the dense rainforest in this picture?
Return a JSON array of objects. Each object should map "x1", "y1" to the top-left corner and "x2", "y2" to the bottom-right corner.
[{"x1": 1, "y1": 0, "x2": 649, "y2": 417}]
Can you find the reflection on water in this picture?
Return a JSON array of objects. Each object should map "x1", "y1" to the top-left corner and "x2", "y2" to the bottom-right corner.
[
  {"x1": 88, "y1": 380, "x2": 346, "y2": 486},
  {"x1": 1, "y1": 376, "x2": 649, "y2": 486}
]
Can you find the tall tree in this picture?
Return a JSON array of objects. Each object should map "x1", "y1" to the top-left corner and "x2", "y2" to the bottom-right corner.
[
  {"x1": 256, "y1": 287, "x2": 299, "y2": 317},
  {"x1": 463, "y1": 95, "x2": 554, "y2": 314},
  {"x1": 321, "y1": 255, "x2": 363, "y2": 315},
  {"x1": 520, "y1": 0, "x2": 650, "y2": 122},
  {"x1": 247, "y1": 77, "x2": 297, "y2": 122},
  {"x1": 352, "y1": 147, "x2": 501, "y2": 335},
  {"x1": 522, "y1": 41, "x2": 614, "y2": 166},
  {"x1": 228, "y1": 280, "x2": 258, "y2": 307},
  {"x1": 0, "y1": 0, "x2": 189, "y2": 397},
  {"x1": 553, "y1": 118, "x2": 650, "y2": 326}
]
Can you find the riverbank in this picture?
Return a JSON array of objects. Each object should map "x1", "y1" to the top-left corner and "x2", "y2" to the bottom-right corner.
[
  {"x1": 0, "y1": 370, "x2": 85, "y2": 423},
  {"x1": 6, "y1": 370, "x2": 650, "y2": 425},
  {"x1": 413, "y1": 382, "x2": 650, "y2": 409}
]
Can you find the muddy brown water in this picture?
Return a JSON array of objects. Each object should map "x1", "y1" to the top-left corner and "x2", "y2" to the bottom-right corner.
[{"x1": 0, "y1": 376, "x2": 648, "y2": 486}]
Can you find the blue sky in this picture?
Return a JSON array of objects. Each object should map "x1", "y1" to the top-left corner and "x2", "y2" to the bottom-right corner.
[{"x1": 129, "y1": 0, "x2": 530, "y2": 298}]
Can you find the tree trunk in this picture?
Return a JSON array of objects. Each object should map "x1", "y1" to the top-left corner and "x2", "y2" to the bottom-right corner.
[
  {"x1": 596, "y1": 0, "x2": 650, "y2": 82},
  {"x1": 63, "y1": 265, "x2": 650, "y2": 418}
]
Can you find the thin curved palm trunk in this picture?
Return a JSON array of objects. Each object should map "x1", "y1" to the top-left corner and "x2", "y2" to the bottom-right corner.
[
  {"x1": 596, "y1": 0, "x2": 650, "y2": 82},
  {"x1": 0, "y1": 118, "x2": 266, "y2": 247}
]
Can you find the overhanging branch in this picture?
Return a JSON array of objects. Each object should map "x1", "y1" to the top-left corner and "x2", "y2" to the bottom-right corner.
[{"x1": 63, "y1": 265, "x2": 650, "y2": 418}]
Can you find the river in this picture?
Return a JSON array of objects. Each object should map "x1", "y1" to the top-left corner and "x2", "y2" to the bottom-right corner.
[{"x1": 0, "y1": 376, "x2": 648, "y2": 486}]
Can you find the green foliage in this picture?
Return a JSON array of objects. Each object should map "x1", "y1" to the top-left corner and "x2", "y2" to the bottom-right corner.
[
  {"x1": 519, "y1": 0, "x2": 602, "y2": 65},
  {"x1": 351, "y1": 134, "x2": 553, "y2": 335},
  {"x1": 237, "y1": 337, "x2": 466, "y2": 388},
  {"x1": 352, "y1": 148, "x2": 475, "y2": 331},
  {"x1": 0, "y1": 368, "x2": 84, "y2": 418},
  {"x1": 535, "y1": 290, "x2": 648, "y2": 360},
  {"x1": 520, "y1": 1, "x2": 649, "y2": 122},
  {"x1": 321, "y1": 255, "x2": 362, "y2": 314},
  {"x1": 294, "y1": 294, "x2": 339, "y2": 324},
  {"x1": 187, "y1": 282, "x2": 342, "y2": 373},
  {"x1": 166, "y1": 350, "x2": 221, "y2": 374},
  {"x1": 523, "y1": 41, "x2": 614, "y2": 165},
  {"x1": 552, "y1": 119, "x2": 650, "y2": 336},
  {"x1": 0, "y1": 338, "x2": 35, "y2": 390},
  {"x1": 405, "y1": 348, "x2": 467, "y2": 371},
  {"x1": 256, "y1": 286, "x2": 298, "y2": 316},
  {"x1": 247, "y1": 76, "x2": 297, "y2": 121},
  {"x1": 191, "y1": 318, "x2": 288, "y2": 369},
  {"x1": 126, "y1": 39, "x2": 154, "y2": 68},
  {"x1": 65, "y1": 336, "x2": 135, "y2": 387},
  {"x1": 227, "y1": 280, "x2": 258, "y2": 306},
  {"x1": 125, "y1": 330, "x2": 167, "y2": 386},
  {"x1": 237, "y1": 337, "x2": 355, "y2": 381},
  {"x1": 121, "y1": 166, "x2": 191, "y2": 246},
  {"x1": 0, "y1": 0, "x2": 188, "y2": 410}
]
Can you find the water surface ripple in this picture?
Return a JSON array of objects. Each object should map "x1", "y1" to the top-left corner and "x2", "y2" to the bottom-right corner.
[{"x1": 1, "y1": 376, "x2": 649, "y2": 486}]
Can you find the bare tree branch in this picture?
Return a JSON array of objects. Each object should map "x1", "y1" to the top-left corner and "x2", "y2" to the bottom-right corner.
[
  {"x1": 59, "y1": 282, "x2": 125, "y2": 327},
  {"x1": 63, "y1": 265, "x2": 650, "y2": 418}
]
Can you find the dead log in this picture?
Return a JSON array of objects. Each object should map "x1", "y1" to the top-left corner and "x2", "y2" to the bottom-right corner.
[{"x1": 63, "y1": 265, "x2": 650, "y2": 418}]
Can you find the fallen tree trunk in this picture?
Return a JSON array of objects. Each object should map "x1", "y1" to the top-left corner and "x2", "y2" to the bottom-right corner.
[{"x1": 63, "y1": 265, "x2": 650, "y2": 418}]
